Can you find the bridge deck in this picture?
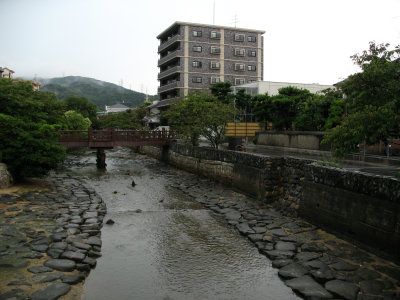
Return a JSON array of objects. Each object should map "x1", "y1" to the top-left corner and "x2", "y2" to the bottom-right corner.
[{"x1": 58, "y1": 130, "x2": 174, "y2": 148}]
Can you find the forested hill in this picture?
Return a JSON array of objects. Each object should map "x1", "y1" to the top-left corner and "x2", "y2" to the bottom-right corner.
[{"x1": 40, "y1": 76, "x2": 158, "y2": 109}]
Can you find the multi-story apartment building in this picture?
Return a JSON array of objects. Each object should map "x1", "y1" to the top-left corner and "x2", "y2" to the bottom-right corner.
[{"x1": 156, "y1": 21, "x2": 265, "y2": 109}]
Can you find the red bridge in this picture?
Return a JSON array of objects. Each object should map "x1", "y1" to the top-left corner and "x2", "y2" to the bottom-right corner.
[
  {"x1": 58, "y1": 129, "x2": 175, "y2": 148},
  {"x1": 58, "y1": 129, "x2": 175, "y2": 168}
]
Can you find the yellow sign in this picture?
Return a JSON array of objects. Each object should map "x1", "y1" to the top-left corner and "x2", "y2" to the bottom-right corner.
[{"x1": 225, "y1": 122, "x2": 262, "y2": 137}]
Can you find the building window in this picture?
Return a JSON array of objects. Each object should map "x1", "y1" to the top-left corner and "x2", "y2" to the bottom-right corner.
[
  {"x1": 192, "y1": 61, "x2": 202, "y2": 68},
  {"x1": 248, "y1": 50, "x2": 257, "y2": 57},
  {"x1": 193, "y1": 46, "x2": 202, "y2": 52},
  {"x1": 192, "y1": 30, "x2": 202, "y2": 37},
  {"x1": 234, "y1": 63, "x2": 245, "y2": 71},
  {"x1": 248, "y1": 79, "x2": 257, "y2": 83},
  {"x1": 192, "y1": 77, "x2": 202, "y2": 83},
  {"x1": 211, "y1": 31, "x2": 221, "y2": 39},
  {"x1": 234, "y1": 48, "x2": 245, "y2": 56},
  {"x1": 210, "y1": 61, "x2": 221, "y2": 70},
  {"x1": 210, "y1": 46, "x2": 221, "y2": 54},
  {"x1": 235, "y1": 78, "x2": 245, "y2": 85},
  {"x1": 234, "y1": 34, "x2": 245, "y2": 41},
  {"x1": 247, "y1": 65, "x2": 256, "y2": 71},
  {"x1": 247, "y1": 36, "x2": 256, "y2": 42},
  {"x1": 210, "y1": 77, "x2": 221, "y2": 84}
]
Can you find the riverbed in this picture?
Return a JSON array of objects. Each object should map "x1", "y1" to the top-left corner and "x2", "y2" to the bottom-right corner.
[{"x1": 63, "y1": 148, "x2": 299, "y2": 300}]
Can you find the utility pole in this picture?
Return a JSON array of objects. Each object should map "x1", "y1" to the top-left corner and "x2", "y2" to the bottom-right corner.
[
  {"x1": 232, "y1": 14, "x2": 239, "y2": 27},
  {"x1": 213, "y1": 0, "x2": 215, "y2": 25}
]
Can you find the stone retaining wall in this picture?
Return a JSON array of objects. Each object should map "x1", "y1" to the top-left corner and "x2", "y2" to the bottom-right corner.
[
  {"x1": 140, "y1": 143, "x2": 400, "y2": 259},
  {"x1": 256, "y1": 130, "x2": 331, "y2": 151}
]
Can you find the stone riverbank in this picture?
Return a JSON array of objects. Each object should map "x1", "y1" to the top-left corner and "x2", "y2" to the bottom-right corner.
[
  {"x1": 169, "y1": 173, "x2": 400, "y2": 299},
  {"x1": 0, "y1": 174, "x2": 106, "y2": 300},
  {"x1": 1, "y1": 150, "x2": 400, "y2": 300}
]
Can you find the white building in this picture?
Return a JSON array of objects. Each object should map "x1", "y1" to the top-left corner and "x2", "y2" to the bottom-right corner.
[
  {"x1": 232, "y1": 81, "x2": 334, "y2": 96},
  {"x1": 105, "y1": 103, "x2": 130, "y2": 114},
  {"x1": 0, "y1": 67, "x2": 14, "y2": 79}
]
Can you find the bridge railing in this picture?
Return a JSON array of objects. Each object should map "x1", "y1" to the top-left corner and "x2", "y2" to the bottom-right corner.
[{"x1": 58, "y1": 129, "x2": 176, "y2": 147}]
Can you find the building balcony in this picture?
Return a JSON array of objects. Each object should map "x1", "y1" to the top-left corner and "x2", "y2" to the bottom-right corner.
[
  {"x1": 158, "y1": 66, "x2": 182, "y2": 80},
  {"x1": 158, "y1": 49, "x2": 183, "y2": 67},
  {"x1": 158, "y1": 34, "x2": 181, "y2": 53},
  {"x1": 158, "y1": 81, "x2": 182, "y2": 94}
]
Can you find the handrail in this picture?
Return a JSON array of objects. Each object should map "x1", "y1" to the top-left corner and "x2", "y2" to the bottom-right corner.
[{"x1": 58, "y1": 129, "x2": 175, "y2": 147}]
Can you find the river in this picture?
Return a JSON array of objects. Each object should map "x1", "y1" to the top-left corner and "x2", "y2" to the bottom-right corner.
[{"x1": 63, "y1": 148, "x2": 299, "y2": 300}]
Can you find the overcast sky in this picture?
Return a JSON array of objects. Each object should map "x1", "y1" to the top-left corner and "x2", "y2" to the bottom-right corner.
[{"x1": 1, "y1": 0, "x2": 399, "y2": 95}]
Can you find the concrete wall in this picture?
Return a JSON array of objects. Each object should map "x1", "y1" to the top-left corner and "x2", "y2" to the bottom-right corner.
[
  {"x1": 256, "y1": 131, "x2": 331, "y2": 151},
  {"x1": 140, "y1": 143, "x2": 400, "y2": 260}
]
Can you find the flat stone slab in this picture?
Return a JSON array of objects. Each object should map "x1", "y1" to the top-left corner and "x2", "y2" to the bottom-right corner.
[
  {"x1": 310, "y1": 268, "x2": 335, "y2": 282},
  {"x1": 31, "y1": 244, "x2": 48, "y2": 252},
  {"x1": 86, "y1": 236, "x2": 102, "y2": 247},
  {"x1": 285, "y1": 275, "x2": 333, "y2": 299},
  {"x1": 28, "y1": 266, "x2": 53, "y2": 274},
  {"x1": 325, "y1": 279, "x2": 359, "y2": 300},
  {"x1": 62, "y1": 274, "x2": 85, "y2": 284},
  {"x1": 332, "y1": 261, "x2": 359, "y2": 271},
  {"x1": 247, "y1": 234, "x2": 264, "y2": 243},
  {"x1": 52, "y1": 242, "x2": 67, "y2": 250},
  {"x1": 31, "y1": 282, "x2": 71, "y2": 300},
  {"x1": 44, "y1": 259, "x2": 76, "y2": 272},
  {"x1": 224, "y1": 211, "x2": 241, "y2": 221},
  {"x1": 263, "y1": 250, "x2": 294, "y2": 259},
  {"x1": 275, "y1": 241, "x2": 296, "y2": 252},
  {"x1": 269, "y1": 229, "x2": 287, "y2": 237},
  {"x1": 252, "y1": 226, "x2": 267, "y2": 234},
  {"x1": 72, "y1": 241, "x2": 91, "y2": 251},
  {"x1": 83, "y1": 211, "x2": 97, "y2": 219},
  {"x1": 279, "y1": 263, "x2": 309, "y2": 278},
  {"x1": 272, "y1": 259, "x2": 293, "y2": 268},
  {"x1": 60, "y1": 251, "x2": 86, "y2": 262},
  {"x1": 235, "y1": 222, "x2": 254, "y2": 235},
  {"x1": 35, "y1": 273, "x2": 64, "y2": 283},
  {"x1": 295, "y1": 252, "x2": 321, "y2": 262}
]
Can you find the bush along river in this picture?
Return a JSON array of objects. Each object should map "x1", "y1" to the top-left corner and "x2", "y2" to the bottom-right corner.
[{"x1": 0, "y1": 147, "x2": 399, "y2": 299}]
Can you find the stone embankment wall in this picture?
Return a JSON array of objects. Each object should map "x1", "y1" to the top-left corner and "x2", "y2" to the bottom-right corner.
[
  {"x1": 256, "y1": 130, "x2": 331, "y2": 151},
  {"x1": 140, "y1": 142, "x2": 400, "y2": 259}
]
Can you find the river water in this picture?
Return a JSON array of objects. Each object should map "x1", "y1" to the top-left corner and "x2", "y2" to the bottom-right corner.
[{"x1": 64, "y1": 148, "x2": 298, "y2": 300}]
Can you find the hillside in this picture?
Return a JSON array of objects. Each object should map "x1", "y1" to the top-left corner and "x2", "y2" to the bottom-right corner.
[{"x1": 40, "y1": 76, "x2": 158, "y2": 109}]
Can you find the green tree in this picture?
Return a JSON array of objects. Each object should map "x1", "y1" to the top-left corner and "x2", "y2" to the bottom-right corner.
[
  {"x1": 323, "y1": 42, "x2": 400, "y2": 156},
  {"x1": 98, "y1": 108, "x2": 145, "y2": 130},
  {"x1": 234, "y1": 89, "x2": 253, "y2": 114},
  {"x1": 0, "y1": 79, "x2": 66, "y2": 180},
  {"x1": 61, "y1": 110, "x2": 91, "y2": 130},
  {"x1": 62, "y1": 96, "x2": 99, "y2": 128},
  {"x1": 210, "y1": 82, "x2": 234, "y2": 104},
  {"x1": 294, "y1": 95, "x2": 327, "y2": 131},
  {"x1": 252, "y1": 94, "x2": 272, "y2": 125},
  {"x1": 163, "y1": 93, "x2": 237, "y2": 148}
]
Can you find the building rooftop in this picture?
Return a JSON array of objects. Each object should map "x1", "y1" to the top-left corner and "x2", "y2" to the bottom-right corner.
[
  {"x1": 106, "y1": 103, "x2": 129, "y2": 109},
  {"x1": 157, "y1": 21, "x2": 265, "y2": 39}
]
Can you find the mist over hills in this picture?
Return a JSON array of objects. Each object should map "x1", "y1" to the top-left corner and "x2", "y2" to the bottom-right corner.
[{"x1": 39, "y1": 76, "x2": 158, "y2": 109}]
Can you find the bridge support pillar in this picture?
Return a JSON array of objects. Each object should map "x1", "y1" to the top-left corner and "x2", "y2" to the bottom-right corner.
[
  {"x1": 96, "y1": 148, "x2": 106, "y2": 169},
  {"x1": 161, "y1": 145, "x2": 169, "y2": 163}
]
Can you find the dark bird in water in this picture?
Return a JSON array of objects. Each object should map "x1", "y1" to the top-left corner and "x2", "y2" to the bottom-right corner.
[
  {"x1": 131, "y1": 180, "x2": 136, "y2": 187},
  {"x1": 106, "y1": 219, "x2": 115, "y2": 225}
]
